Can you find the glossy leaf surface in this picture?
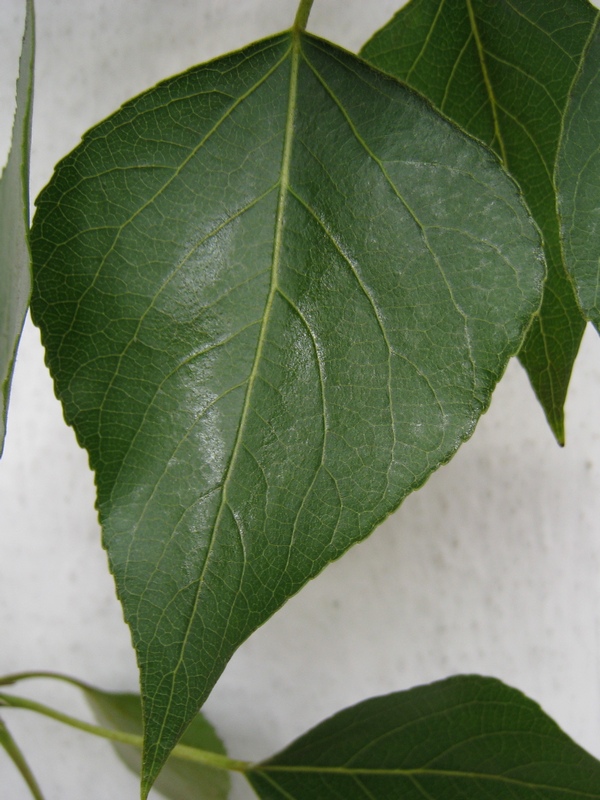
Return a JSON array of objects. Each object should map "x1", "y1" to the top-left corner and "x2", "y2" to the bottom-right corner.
[
  {"x1": 247, "y1": 675, "x2": 600, "y2": 799},
  {"x1": 0, "y1": 0, "x2": 35, "y2": 455},
  {"x1": 31, "y1": 28, "x2": 543, "y2": 791},
  {"x1": 362, "y1": 0, "x2": 600, "y2": 443},
  {"x1": 85, "y1": 684, "x2": 229, "y2": 800},
  {"x1": 0, "y1": 716, "x2": 45, "y2": 800},
  {"x1": 557, "y1": 18, "x2": 600, "y2": 331}
]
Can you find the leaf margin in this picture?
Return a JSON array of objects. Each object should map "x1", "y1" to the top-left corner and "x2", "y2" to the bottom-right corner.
[{"x1": 0, "y1": 0, "x2": 35, "y2": 456}]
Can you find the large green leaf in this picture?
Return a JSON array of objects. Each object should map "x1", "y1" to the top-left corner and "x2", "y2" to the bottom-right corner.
[
  {"x1": 0, "y1": 0, "x2": 35, "y2": 456},
  {"x1": 247, "y1": 675, "x2": 600, "y2": 799},
  {"x1": 85, "y1": 684, "x2": 230, "y2": 800},
  {"x1": 361, "y1": 0, "x2": 600, "y2": 444},
  {"x1": 557, "y1": 18, "x2": 600, "y2": 329},
  {"x1": 30, "y1": 26, "x2": 543, "y2": 793}
]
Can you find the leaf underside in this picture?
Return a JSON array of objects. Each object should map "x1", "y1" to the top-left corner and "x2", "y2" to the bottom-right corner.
[
  {"x1": 247, "y1": 675, "x2": 600, "y2": 799},
  {"x1": 85, "y1": 685, "x2": 229, "y2": 800},
  {"x1": 362, "y1": 0, "x2": 600, "y2": 444},
  {"x1": 557, "y1": 17, "x2": 600, "y2": 332},
  {"x1": 0, "y1": 0, "x2": 35, "y2": 456},
  {"x1": 31, "y1": 29, "x2": 543, "y2": 791}
]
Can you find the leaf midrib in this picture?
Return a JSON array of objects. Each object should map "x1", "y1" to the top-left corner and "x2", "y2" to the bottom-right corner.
[
  {"x1": 253, "y1": 763, "x2": 599, "y2": 797},
  {"x1": 145, "y1": 28, "x2": 302, "y2": 773},
  {"x1": 465, "y1": 0, "x2": 508, "y2": 165}
]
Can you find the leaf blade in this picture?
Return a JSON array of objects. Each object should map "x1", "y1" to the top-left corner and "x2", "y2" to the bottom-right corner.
[
  {"x1": 361, "y1": 0, "x2": 600, "y2": 443},
  {"x1": 30, "y1": 30, "x2": 543, "y2": 791},
  {"x1": 247, "y1": 676, "x2": 600, "y2": 799},
  {"x1": 0, "y1": 0, "x2": 35, "y2": 455},
  {"x1": 557, "y1": 16, "x2": 600, "y2": 331}
]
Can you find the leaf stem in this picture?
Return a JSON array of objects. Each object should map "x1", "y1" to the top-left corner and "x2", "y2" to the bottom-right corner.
[
  {"x1": 0, "y1": 670, "x2": 90, "y2": 689},
  {"x1": 0, "y1": 692, "x2": 250, "y2": 774},
  {"x1": 294, "y1": 0, "x2": 315, "y2": 31},
  {"x1": 0, "y1": 716, "x2": 46, "y2": 800}
]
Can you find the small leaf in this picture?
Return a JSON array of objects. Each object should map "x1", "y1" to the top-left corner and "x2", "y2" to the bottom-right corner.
[
  {"x1": 31, "y1": 28, "x2": 543, "y2": 791},
  {"x1": 0, "y1": 0, "x2": 35, "y2": 455},
  {"x1": 247, "y1": 675, "x2": 600, "y2": 799},
  {"x1": 85, "y1": 685, "x2": 230, "y2": 800},
  {"x1": 0, "y1": 716, "x2": 45, "y2": 800},
  {"x1": 361, "y1": 0, "x2": 600, "y2": 444},
  {"x1": 557, "y1": 17, "x2": 600, "y2": 331}
]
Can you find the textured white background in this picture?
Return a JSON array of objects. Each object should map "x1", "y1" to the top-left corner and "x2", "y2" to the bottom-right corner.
[{"x1": 1, "y1": 1, "x2": 600, "y2": 798}]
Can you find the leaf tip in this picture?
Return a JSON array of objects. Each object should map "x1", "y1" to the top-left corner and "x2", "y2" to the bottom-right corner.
[
  {"x1": 140, "y1": 742, "x2": 166, "y2": 800},
  {"x1": 139, "y1": 780, "x2": 150, "y2": 800},
  {"x1": 547, "y1": 411, "x2": 566, "y2": 447}
]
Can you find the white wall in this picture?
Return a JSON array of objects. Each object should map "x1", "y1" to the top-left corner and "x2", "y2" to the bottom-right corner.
[{"x1": 1, "y1": 1, "x2": 600, "y2": 798}]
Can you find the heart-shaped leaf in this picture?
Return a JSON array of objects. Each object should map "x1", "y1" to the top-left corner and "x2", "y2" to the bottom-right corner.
[
  {"x1": 247, "y1": 675, "x2": 600, "y2": 799},
  {"x1": 361, "y1": 0, "x2": 600, "y2": 444},
  {"x1": 557, "y1": 18, "x2": 600, "y2": 330},
  {"x1": 0, "y1": 0, "x2": 35, "y2": 455},
  {"x1": 30, "y1": 26, "x2": 543, "y2": 792}
]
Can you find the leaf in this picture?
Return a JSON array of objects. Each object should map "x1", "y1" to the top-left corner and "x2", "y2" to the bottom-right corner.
[
  {"x1": 0, "y1": 0, "x2": 35, "y2": 456},
  {"x1": 557, "y1": 17, "x2": 600, "y2": 331},
  {"x1": 30, "y1": 27, "x2": 543, "y2": 792},
  {"x1": 0, "y1": 716, "x2": 45, "y2": 800},
  {"x1": 84, "y1": 684, "x2": 230, "y2": 800},
  {"x1": 246, "y1": 675, "x2": 600, "y2": 799},
  {"x1": 361, "y1": 0, "x2": 600, "y2": 444}
]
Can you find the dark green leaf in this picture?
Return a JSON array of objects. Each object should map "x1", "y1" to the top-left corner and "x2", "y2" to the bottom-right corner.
[
  {"x1": 557, "y1": 17, "x2": 600, "y2": 331},
  {"x1": 30, "y1": 28, "x2": 543, "y2": 792},
  {"x1": 247, "y1": 675, "x2": 600, "y2": 799},
  {"x1": 0, "y1": 716, "x2": 45, "y2": 800},
  {"x1": 361, "y1": 0, "x2": 600, "y2": 444},
  {"x1": 85, "y1": 685, "x2": 230, "y2": 800},
  {"x1": 0, "y1": 0, "x2": 35, "y2": 456}
]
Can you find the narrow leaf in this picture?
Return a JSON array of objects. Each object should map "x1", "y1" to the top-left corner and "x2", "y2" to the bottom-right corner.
[
  {"x1": 361, "y1": 0, "x2": 600, "y2": 444},
  {"x1": 557, "y1": 17, "x2": 600, "y2": 330},
  {"x1": 247, "y1": 675, "x2": 600, "y2": 799},
  {"x1": 30, "y1": 29, "x2": 543, "y2": 791},
  {"x1": 85, "y1": 685, "x2": 230, "y2": 800},
  {"x1": 0, "y1": 716, "x2": 45, "y2": 800},
  {"x1": 0, "y1": 0, "x2": 35, "y2": 455}
]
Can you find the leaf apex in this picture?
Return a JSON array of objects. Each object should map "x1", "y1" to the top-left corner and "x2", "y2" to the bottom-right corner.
[{"x1": 546, "y1": 408, "x2": 566, "y2": 447}]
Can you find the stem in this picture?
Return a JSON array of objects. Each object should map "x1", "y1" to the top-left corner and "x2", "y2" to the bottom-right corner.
[
  {"x1": 0, "y1": 671, "x2": 90, "y2": 689},
  {"x1": 294, "y1": 0, "x2": 315, "y2": 31},
  {"x1": 0, "y1": 717, "x2": 46, "y2": 800},
  {"x1": 0, "y1": 693, "x2": 250, "y2": 773}
]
